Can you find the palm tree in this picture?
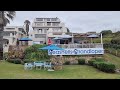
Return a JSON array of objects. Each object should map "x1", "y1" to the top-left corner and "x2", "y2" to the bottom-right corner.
[
  {"x1": 0, "y1": 11, "x2": 16, "y2": 60},
  {"x1": 24, "y1": 20, "x2": 30, "y2": 37}
]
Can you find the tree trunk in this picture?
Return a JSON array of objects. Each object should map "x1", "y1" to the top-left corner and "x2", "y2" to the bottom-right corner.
[
  {"x1": 0, "y1": 11, "x2": 4, "y2": 60},
  {"x1": 0, "y1": 28, "x2": 3, "y2": 60}
]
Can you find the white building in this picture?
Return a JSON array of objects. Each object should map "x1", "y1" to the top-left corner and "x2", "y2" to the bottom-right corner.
[
  {"x1": 30, "y1": 17, "x2": 68, "y2": 44},
  {"x1": 3, "y1": 26, "x2": 26, "y2": 52}
]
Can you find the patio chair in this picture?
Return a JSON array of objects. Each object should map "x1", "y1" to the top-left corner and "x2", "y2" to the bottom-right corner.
[
  {"x1": 34, "y1": 61, "x2": 44, "y2": 70},
  {"x1": 24, "y1": 63, "x2": 33, "y2": 70},
  {"x1": 44, "y1": 62, "x2": 52, "y2": 70}
]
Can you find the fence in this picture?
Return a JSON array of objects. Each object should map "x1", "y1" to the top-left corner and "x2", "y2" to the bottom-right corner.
[{"x1": 55, "y1": 43, "x2": 103, "y2": 48}]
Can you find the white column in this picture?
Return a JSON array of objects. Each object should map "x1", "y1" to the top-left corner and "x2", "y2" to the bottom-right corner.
[{"x1": 72, "y1": 33, "x2": 74, "y2": 44}]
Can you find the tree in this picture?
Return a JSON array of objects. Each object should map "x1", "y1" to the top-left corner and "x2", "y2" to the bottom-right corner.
[
  {"x1": 24, "y1": 20, "x2": 30, "y2": 36},
  {"x1": 100, "y1": 30, "x2": 112, "y2": 36},
  {"x1": 67, "y1": 28, "x2": 70, "y2": 33},
  {"x1": 0, "y1": 11, "x2": 16, "y2": 60}
]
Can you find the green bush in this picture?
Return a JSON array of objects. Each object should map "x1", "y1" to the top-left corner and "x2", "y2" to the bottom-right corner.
[
  {"x1": 23, "y1": 59, "x2": 33, "y2": 63},
  {"x1": 98, "y1": 62, "x2": 116, "y2": 73},
  {"x1": 64, "y1": 61, "x2": 70, "y2": 65},
  {"x1": 93, "y1": 61, "x2": 116, "y2": 73},
  {"x1": 88, "y1": 60, "x2": 96, "y2": 66},
  {"x1": 14, "y1": 59, "x2": 21, "y2": 64},
  {"x1": 24, "y1": 44, "x2": 50, "y2": 61},
  {"x1": 78, "y1": 59, "x2": 85, "y2": 65},
  {"x1": 7, "y1": 59, "x2": 21, "y2": 64},
  {"x1": 7, "y1": 59, "x2": 14, "y2": 63},
  {"x1": 93, "y1": 61, "x2": 102, "y2": 68}
]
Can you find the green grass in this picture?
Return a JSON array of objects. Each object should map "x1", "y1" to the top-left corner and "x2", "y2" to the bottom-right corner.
[
  {"x1": 104, "y1": 53, "x2": 120, "y2": 68},
  {"x1": 0, "y1": 59, "x2": 120, "y2": 79}
]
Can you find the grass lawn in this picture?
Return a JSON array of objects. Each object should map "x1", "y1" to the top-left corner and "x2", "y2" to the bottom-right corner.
[
  {"x1": 0, "y1": 55, "x2": 120, "y2": 79},
  {"x1": 104, "y1": 53, "x2": 120, "y2": 68}
]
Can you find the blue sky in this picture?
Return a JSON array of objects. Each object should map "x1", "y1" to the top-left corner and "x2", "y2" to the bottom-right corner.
[{"x1": 8, "y1": 11, "x2": 120, "y2": 33}]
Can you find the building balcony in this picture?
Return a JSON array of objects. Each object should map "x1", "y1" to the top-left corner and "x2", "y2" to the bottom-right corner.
[
  {"x1": 34, "y1": 18, "x2": 60, "y2": 22},
  {"x1": 54, "y1": 43, "x2": 103, "y2": 48},
  {"x1": 32, "y1": 23, "x2": 62, "y2": 28}
]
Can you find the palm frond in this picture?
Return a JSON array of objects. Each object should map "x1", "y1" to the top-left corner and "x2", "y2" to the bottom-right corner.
[{"x1": 24, "y1": 20, "x2": 30, "y2": 25}]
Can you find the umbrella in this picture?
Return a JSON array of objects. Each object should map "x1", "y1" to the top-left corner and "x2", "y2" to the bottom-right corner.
[
  {"x1": 39, "y1": 44, "x2": 64, "y2": 70},
  {"x1": 19, "y1": 37, "x2": 32, "y2": 41},
  {"x1": 39, "y1": 44, "x2": 64, "y2": 50},
  {"x1": 87, "y1": 34, "x2": 99, "y2": 38},
  {"x1": 53, "y1": 37, "x2": 63, "y2": 40},
  {"x1": 58, "y1": 34, "x2": 73, "y2": 38}
]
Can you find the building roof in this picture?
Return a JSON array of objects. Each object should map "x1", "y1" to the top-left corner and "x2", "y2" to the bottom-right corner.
[{"x1": 87, "y1": 34, "x2": 99, "y2": 38}]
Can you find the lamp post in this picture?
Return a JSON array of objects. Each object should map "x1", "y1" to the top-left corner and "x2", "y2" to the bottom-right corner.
[{"x1": 46, "y1": 28, "x2": 49, "y2": 45}]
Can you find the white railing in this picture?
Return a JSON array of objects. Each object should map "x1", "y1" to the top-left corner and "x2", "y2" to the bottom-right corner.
[{"x1": 54, "y1": 43, "x2": 103, "y2": 48}]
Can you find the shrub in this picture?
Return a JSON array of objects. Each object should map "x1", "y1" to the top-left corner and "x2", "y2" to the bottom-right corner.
[
  {"x1": 24, "y1": 44, "x2": 50, "y2": 61},
  {"x1": 98, "y1": 62, "x2": 116, "y2": 73},
  {"x1": 93, "y1": 61, "x2": 102, "y2": 68},
  {"x1": 64, "y1": 61, "x2": 70, "y2": 65},
  {"x1": 88, "y1": 60, "x2": 96, "y2": 66},
  {"x1": 7, "y1": 59, "x2": 21, "y2": 64},
  {"x1": 93, "y1": 61, "x2": 116, "y2": 73},
  {"x1": 7, "y1": 59, "x2": 14, "y2": 63},
  {"x1": 78, "y1": 59, "x2": 85, "y2": 65},
  {"x1": 23, "y1": 59, "x2": 33, "y2": 63},
  {"x1": 14, "y1": 59, "x2": 21, "y2": 64}
]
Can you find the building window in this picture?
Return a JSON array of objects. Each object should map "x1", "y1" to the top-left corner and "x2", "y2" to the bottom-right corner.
[
  {"x1": 36, "y1": 18, "x2": 43, "y2": 21},
  {"x1": 47, "y1": 22, "x2": 51, "y2": 26},
  {"x1": 35, "y1": 34, "x2": 46, "y2": 38},
  {"x1": 52, "y1": 22, "x2": 59, "y2": 26},
  {"x1": 52, "y1": 28, "x2": 60, "y2": 32},
  {"x1": 36, "y1": 23, "x2": 44, "y2": 26},
  {"x1": 51, "y1": 18, "x2": 57, "y2": 21},
  {"x1": 47, "y1": 18, "x2": 50, "y2": 21},
  {"x1": 40, "y1": 41, "x2": 43, "y2": 44}
]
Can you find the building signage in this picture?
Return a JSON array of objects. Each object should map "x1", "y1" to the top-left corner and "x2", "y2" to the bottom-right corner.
[{"x1": 48, "y1": 48, "x2": 104, "y2": 55}]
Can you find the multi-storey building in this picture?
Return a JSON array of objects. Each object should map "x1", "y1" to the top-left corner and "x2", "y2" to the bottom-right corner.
[
  {"x1": 30, "y1": 17, "x2": 68, "y2": 44},
  {"x1": 3, "y1": 26, "x2": 26, "y2": 52}
]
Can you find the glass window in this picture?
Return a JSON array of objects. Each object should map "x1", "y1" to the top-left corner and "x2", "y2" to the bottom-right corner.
[
  {"x1": 51, "y1": 18, "x2": 57, "y2": 21},
  {"x1": 52, "y1": 22, "x2": 59, "y2": 26},
  {"x1": 47, "y1": 18, "x2": 50, "y2": 21},
  {"x1": 47, "y1": 22, "x2": 51, "y2": 26},
  {"x1": 40, "y1": 41, "x2": 43, "y2": 44},
  {"x1": 35, "y1": 34, "x2": 46, "y2": 38},
  {"x1": 36, "y1": 18, "x2": 43, "y2": 21}
]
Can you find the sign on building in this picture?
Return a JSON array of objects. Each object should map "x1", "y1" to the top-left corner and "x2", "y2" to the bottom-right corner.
[{"x1": 48, "y1": 48, "x2": 104, "y2": 55}]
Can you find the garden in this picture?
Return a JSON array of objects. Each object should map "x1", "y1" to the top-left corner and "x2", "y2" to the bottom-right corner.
[{"x1": 1, "y1": 44, "x2": 120, "y2": 79}]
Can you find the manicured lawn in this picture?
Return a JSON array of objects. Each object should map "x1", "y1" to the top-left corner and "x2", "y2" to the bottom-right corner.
[{"x1": 0, "y1": 59, "x2": 120, "y2": 79}]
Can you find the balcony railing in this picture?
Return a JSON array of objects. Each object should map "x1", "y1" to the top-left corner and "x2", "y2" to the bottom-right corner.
[
  {"x1": 54, "y1": 43, "x2": 103, "y2": 48},
  {"x1": 32, "y1": 23, "x2": 62, "y2": 27}
]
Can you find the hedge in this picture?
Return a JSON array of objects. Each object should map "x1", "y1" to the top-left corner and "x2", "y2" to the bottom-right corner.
[{"x1": 78, "y1": 59, "x2": 85, "y2": 65}]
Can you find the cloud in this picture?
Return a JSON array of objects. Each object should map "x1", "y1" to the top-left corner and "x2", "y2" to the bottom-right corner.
[{"x1": 8, "y1": 11, "x2": 120, "y2": 33}]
